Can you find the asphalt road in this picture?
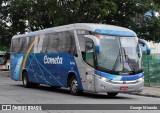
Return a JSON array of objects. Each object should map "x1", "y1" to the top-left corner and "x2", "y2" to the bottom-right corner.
[{"x1": 0, "y1": 70, "x2": 160, "y2": 113}]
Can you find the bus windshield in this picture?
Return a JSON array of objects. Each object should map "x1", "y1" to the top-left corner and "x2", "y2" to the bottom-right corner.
[{"x1": 96, "y1": 35, "x2": 142, "y2": 74}]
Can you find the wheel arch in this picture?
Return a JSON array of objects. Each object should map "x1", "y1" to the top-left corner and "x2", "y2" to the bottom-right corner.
[
  {"x1": 21, "y1": 68, "x2": 27, "y2": 80},
  {"x1": 67, "y1": 71, "x2": 83, "y2": 90}
]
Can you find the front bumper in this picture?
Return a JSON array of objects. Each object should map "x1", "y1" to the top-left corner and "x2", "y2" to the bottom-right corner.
[{"x1": 95, "y1": 75, "x2": 144, "y2": 93}]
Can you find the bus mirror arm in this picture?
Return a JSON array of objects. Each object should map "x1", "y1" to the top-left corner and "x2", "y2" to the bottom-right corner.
[
  {"x1": 146, "y1": 49, "x2": 151, "y2": 55},
  {"x1": 83, "y1": 35, "x2": 100, "y2": 53},
  {"x1": 138, "y1": 39, "x2": 151, "y2": 55},
  {"x1": 95, "y1": 46, "x2": 100, "y2": 53}
]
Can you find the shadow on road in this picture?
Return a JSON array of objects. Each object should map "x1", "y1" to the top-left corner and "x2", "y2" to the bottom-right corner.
[{"x1": 14, "y1": 84, "x2": 133, "y2": 99}]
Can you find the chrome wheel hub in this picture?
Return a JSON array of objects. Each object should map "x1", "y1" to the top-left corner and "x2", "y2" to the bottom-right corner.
[{"x1": 71, "y1": 79, "x2": 78, "y2": 92}]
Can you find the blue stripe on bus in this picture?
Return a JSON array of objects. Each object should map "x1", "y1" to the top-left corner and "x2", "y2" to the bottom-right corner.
[
  {"x1": 10, "y1": 52, "x2": 83, "y2": 90},
  {"x1": 95, "y1": 70, "x2": 144, "y2": 81},
  {"x1": 95, "y1": 29, "x2": 136, "y2": 37}
]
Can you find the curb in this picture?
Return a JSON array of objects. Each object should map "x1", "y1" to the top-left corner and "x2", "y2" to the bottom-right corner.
[{"x1": 128, "y1": 93, "x2": 160, "y2": 98}]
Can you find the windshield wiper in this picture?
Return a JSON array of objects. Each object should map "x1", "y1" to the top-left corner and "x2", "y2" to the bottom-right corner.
[
  {"x1": 112, "y1": 49, "x2": 121, "y2": 71},
  {"x1": 123, "y1": 48, "x2": 135, "y2": 72}
]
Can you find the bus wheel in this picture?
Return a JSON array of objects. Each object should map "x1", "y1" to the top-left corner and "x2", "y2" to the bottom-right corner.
[
  {"x1": 22, "y1": 71, "x2": 31, "y2": 88},
  {"x1": 107, "y1": 93, "x2": 118, "y2": 97},
  {"x1": 69, "y1": 76, "x2": 81, "y2": 95}
]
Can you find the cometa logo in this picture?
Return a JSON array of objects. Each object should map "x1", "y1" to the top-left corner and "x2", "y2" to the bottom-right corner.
[{"x1": 43, "y1": 55, "x2": 63, "y2": 64}]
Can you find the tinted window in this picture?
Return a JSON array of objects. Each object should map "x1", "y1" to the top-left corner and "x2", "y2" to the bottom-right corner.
[
  {"x1": 77, "y1": 30, "x2": 91, "y2": 59},
  {"x1": 47, "y1": 33, "x2": 60, "y2": 53},
  {"x1": 11, "y1": 37, "x2": 31, "y2": 53},
  {"x1": 60, "y1": 32, "x2": 71, "y2": 52},
  {"x1": 11, "y1": 30, "x2": 76, "y2": 55},
  {"x1": 34, "y1": 35, "x2": 44, "y2": 53},
  {"x1": 59, "y1": 31, "x2": 76, "y2": 55},
  {"x1": 85, "y1": 40, "x2": 94, "y2": 67},
  {"x1": 11, "y1": 38, "x2": 21, "y2": 53},
  {"x1": 19, "y1": 37, "x2": 28, "y2": 53},
  {"x1": 42, "y1": 35, "x2": 48, "y2": 53},
  {"x1": 45, "y1": 31, "x2": 76, "y2": 55}
]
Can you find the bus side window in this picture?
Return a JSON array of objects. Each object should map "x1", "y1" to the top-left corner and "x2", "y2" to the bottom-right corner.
[
  {"x1": 47, "y1": 33, "x2": 60, "y2": 53},
  {"x1": 11, "y1": 38, "x2": 20, "y2": 53},
  {"x1": 77, "y1": 34, "x2": 86, "y2": 57},
  {"x1": 28, "y1": 36, "x2": 35, "y2": 53},
  {"x1": 85, "y1": 40, "x2": 94, "y2": 67},
  {"x1": 59, "y1": 31, "x2": 77, "y2": 56},
  {"x1": 76, "y1": 30, "x2": 91, "y2": 59},
  {"x1": 19, "y1": 37, "x2": 28, "y2": 53},
  {"x1": 60, "y1": 32, "x2": 71, "y2": 52},
  {"x1": 42, "y1": 35, "x2": 48, "y2": 53},
  {"x1": 34, "y1": 35, "x2": 44, "y2": 53},
  {"x1": 69, "y1": 31, "x2": 77, "y2": 56}
]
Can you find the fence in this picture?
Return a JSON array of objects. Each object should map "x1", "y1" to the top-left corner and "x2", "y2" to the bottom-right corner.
[{"x1": 143, "y1": 53, "x2": 160, "y2": 87}]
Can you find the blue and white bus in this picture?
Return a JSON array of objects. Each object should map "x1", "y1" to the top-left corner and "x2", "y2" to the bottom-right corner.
[{"x1": 10, "y1": 23, "x2": 150, "y2": 96}]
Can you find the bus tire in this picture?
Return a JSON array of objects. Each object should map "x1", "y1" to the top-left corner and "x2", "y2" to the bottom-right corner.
[
  {"x1": 22, "y1": 71, "x2": 31, "y2": 88},
  {"x1": 69, "y1": 76, "x2": 82, "y2": 95},
  {"x1": 107, "y1": 93, "x2": 118, "y2": 97}
]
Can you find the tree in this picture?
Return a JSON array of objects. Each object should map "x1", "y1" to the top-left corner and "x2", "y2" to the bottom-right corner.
[
  {"x1": 0, "y1": 0, "x2": 160, "y2": 47},
  {"x1": 136, "y1": 0, "x2": 160, "y2": 42},
  {"x1": 6, "y1": 0, "x2": 117, "y2": 29},
  {"x1": 0, "y1": 0, "x2": 12, "y2": 48},
  {"x1": 137, "y1": 17, "x2": 160, "y2": 42},
  {"x1": 56, "y1": 0, "x2": 117, "y2": 24}
]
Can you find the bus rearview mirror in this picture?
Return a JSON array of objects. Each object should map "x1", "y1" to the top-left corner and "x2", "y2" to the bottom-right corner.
[
  {"x1": 146, "y1": 49, "x2": 151, "y2": 55},
  {"x1": 138, "y1": 39, "x2": 151, "y2": 55},
  {"x1": 95, "y1": 46, "x2": 100, "y2": 53}
]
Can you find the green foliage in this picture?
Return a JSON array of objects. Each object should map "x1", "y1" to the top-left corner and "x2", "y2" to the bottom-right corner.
[
  {"x1": 0, "y1": 45, "x2": 10, "y2": 51},
  {"x1": 0, "y1": 0, "x2": 12, "y2": 47},
  {"x1": 0, "y1": 0, "x2": 160, "y2": 49},
  {"x1": 138, "y1": 17, "x2": 160, "y2": 42}
]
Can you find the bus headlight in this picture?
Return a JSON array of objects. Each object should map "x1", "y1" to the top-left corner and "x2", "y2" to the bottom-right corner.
[
  {"x1": 101, "y1": 77, "x2": 107, "y2": 81},
  {"x1": 98, "y1": 76, "x2": 110, "y2": 82},
  {"x1": 137, "y1": 77, "x2": 144, "y2": 82}
]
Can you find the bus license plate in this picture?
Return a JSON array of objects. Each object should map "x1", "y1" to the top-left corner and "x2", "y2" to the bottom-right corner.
[{"x1": 120, "y1": 86, "x2": 128, "y2": 90}]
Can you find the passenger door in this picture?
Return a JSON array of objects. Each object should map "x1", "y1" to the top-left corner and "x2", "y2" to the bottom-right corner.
[{"x1": 79, "y1": 38, "x2": 96, "y2": 92}]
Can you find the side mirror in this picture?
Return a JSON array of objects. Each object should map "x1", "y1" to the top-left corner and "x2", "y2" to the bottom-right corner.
[
  {"x1": 139, "y1": 39, "x2": 151, "y2": 55},
  {"x1": 146, "y1": 49, "x2": 151, "y2": 55},
  {"x1": 95, "y1": 46, "x2": 100, "y2": 53}
]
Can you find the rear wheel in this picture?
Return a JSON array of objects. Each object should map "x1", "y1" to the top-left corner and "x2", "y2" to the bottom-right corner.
[
  {"x1": 69, "y1": 76, "x2": 82, "y2": 95},
  {"x1": 22, "y1": 71, "x2": 31, "y2": 88},
  {"x1": 107, "y1": 93, "x2": 118, "y2": 97}
]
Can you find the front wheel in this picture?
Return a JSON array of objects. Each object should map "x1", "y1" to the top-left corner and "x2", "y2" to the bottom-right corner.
[
  {"x1": 69, "y1": 76, "x2": 82, "y2": 95},
  {"x1": 107, "y1": 93, "x2": 118, "y2": 97}
]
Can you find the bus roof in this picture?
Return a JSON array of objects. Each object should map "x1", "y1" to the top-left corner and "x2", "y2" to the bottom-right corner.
[{"x1": 12, "y1": 23, "x2": 136, "y2": 39}]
